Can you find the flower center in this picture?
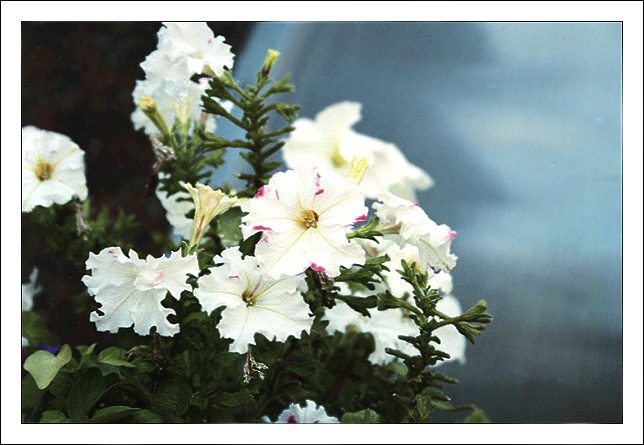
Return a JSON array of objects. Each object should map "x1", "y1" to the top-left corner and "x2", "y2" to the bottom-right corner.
[
  {"x1": 297, "y1": 209, "x2": 319, "y2": 229},
  {"x1": 241, "y1": 289, "x2": 256, "y2": 307},
  {"x1": 34, "y1": 160, "x2": 54, "y2": 181}
]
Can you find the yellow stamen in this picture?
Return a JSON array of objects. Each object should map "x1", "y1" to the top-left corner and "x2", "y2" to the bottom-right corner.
[{"x1": 346, "y1": 156, "x2": 369, "y2": 185}]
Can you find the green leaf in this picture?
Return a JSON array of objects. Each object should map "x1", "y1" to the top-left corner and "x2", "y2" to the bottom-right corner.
[
  {"x1": 84, "y1": 406, "x2": 140, "y2": 423},
  {"x1": 463, "y1": 409, "x2": 491, "y2": 423},
  {"x1": 77, "y1": 343, "x2": 98, "y2": 369},
  {"x1": 40, "y1": 410, "x2": 72, "y2": 423},
  {"x1": 21, "y1": 374, "x2": 46, "y2": 410},
  {"x1": 341, "y1": 409, "x2": 380, "y2": 423},
  {"x1": 23, "y1": 344, "x2": 72, "y2": 390},
  {"x1": 67, "y1": 368, "x2": 105, "y2": 421},
  {"x1": 21, "y1": 311, "x2": 57, "y2": 346},
  {"x1": 414, "y1": 393, "x2": 435, "y2": 418},
  {"x1": 213, "y1": 390, "x2": 253, "y2": 408},
  {"x1": 154, "y1": 374, "x2": 192, "y2": 416},
  {"x1": 216, "y1": 206, "x2": 244, "y2": 243},
  {"x1": 98, "y1": 346, "x2": 136, "y2": 368},
  {"x1": 129, "y1": 409, "x2": 164, "y2": 423},
  {"x1": 189, "y1": 392, "x2": 209, "y2": 411},
  {"x1": 334, "y1": 294, "x2": 377, "y2": 317}
]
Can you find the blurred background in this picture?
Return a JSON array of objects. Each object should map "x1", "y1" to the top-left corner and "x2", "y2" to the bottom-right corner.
[{"x1": 22, "y1": 22, "x2": 623, "y2": 423}]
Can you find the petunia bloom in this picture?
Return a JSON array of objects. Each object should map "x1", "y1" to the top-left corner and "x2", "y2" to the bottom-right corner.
[
  {"x1": 194, "y1": 247, "x2": 312, "y2": 354},
  {"x1": 141, "y1": 22, "x2": 234, "y2": 80},
  {"x1": 82, "y1": 247, "x2": 199, "y2": 337},
  {"x1": 241, "y1": 167, "x2": 367, "y2": 279},
  {"x1": 324, "y1": 299, "x2": 419, "y2": 365},
  {"x1": 282, "y1": 102, "x2": 432, "y2": 201},
  {"x1": 324, "y1": 292, "x2": 466, "y2": 366},
  {"x1": 373, "y1": 191, "x2": 458, "y2": 273},
  {"x1": 22, "y1": 126, "x2": 88, "y2": 212},
  {"x1": 264, "y1": 400, "x2": 339, "y2": 424},
  {"x1": 379, "y1": 240, "x2": 454, "y2": 295}
]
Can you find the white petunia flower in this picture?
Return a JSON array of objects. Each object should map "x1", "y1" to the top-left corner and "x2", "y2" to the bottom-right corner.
[
  {"x1": 324, "y1": 300, "x2": 419, "y2": 366},
  {"x1": 141, "y1": 22, "x2": 234, "y2": 80},
  {"x1": 282, "y1": 102, "x2": 432, "y2": 201},
  {"x1": 432, "y1": 295, "x2": 467, "y2": 366},
  {"x1": 131, "y1": 75, "x2": 219, "y2": 136},
  {"x1": 379, "y1": 241, "x2": 454, "y2": 295},
  {"x1": 264, "y1": 400, "x2": 340, "y2": 424},
  {"x1": 82, "y1": 247, "x2": 199, "y2": 337},
  {"x1": 324, "y1": 294, "x2": 466, "y2": 366},
  {"x1": 241, "y1": 168, "x2": 367, "y2": 279},
  {"x1": 373, "y1": 191, "x2": 457, "y2": 273},
  {"x1": 22, "y1": 268, "x2": 42, "y2": 312},
  {"x1": 194, "y1": 247, "x2": 312, "y2": 354},
  {"x1": 22, "y1": 126, "x2": 88, "y2": 213},
  {"x1": 155, "y1": 174, "x2": 194, "y2": 240}
]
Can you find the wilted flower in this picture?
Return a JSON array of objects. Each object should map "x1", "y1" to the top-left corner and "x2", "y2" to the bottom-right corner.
[
  {"x1": 194, "y1": 247, "x2": 312, "y2": 354},
  {"x1": 22, "y1": 126, "x2": 88, "y2": 212},
  {"x1": 241, "y1": 167, "x2": 367, "y2": 278},
  {"x1": 282, "y1": 102, "x2": 432, "y2": 200},
  {"x1": 82, "y1": 247, "x2": 199, "y2": 337},
  {"x1": 183, "y1": 183, "x2": 242, "y2": 248},
  {"x1": 264, "y1": 400, "x2": 339, "y2": 424}
]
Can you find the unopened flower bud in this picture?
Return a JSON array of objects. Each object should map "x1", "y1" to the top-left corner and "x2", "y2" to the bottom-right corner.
[
  {"x1": 261, "y1": 49, "x2": 280, "y2": 77},
  {"x1": 137, "y1": 96, "x2": 172, "y2": 138}
]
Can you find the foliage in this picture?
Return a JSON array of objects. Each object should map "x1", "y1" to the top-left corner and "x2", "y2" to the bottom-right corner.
[{"x1": 22, "y1": 40, "x2": 492, "y2": 424}]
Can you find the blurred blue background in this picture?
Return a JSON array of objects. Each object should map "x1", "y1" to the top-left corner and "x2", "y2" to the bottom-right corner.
[{"x1": 220, "y1": 22, "x2": 623, "y2": 423}]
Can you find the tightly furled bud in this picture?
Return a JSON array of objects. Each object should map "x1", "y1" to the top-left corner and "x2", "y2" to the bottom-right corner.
[{"x1": 261, "y1": 49, "x2": 280, "y2": 77}]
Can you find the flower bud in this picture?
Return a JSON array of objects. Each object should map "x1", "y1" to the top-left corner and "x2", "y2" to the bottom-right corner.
[
  {"x1": 261, "y1": 49, "x2": 280, "y2": 77},
  {"x1": 137, "y1": 96, "x2": 172, "y2": 138}
]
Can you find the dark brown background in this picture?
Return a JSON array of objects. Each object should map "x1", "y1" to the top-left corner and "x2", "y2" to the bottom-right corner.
[{"x1": 21, "y1": 22, "x2": 253, "y2": 347}]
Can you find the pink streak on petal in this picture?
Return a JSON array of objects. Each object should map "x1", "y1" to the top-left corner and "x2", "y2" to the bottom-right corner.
[
  {"x1": 446, "y1": 231, "x2": 458, "y2": 240},
  {"x1": 228, "y1": 275, "x2": 240, "y2": 279},
  {"x1": 208, "y1": 38, "x2": 213, "y2": 44},
  {"x1": 255, "y1": 186, "x2": 267, "y2": 198},
  {"x1": 354, "y1": 214, "x2": 367, "y2": 222},
  {"x1": 260, "y1": 236, "x2": 269, "y2": 244},
  {"x1": 153, "y1": 271, "x2": 164, "y2": 286},
  {"x1": 252, "y1": 225, "x2": 273, "y2": 232},
  {"x1": 275, "y1": 189, "x2": 280, "y2": 200},
  {"x1": 310, "y1": 262, "x2": 328, "y2": 273},
  {"x1": 315, "y1": 188, "x2": 325, "y2": 196},
  {"x1": 107, "y1": 249, "x2": 115, "y2": 254}
]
